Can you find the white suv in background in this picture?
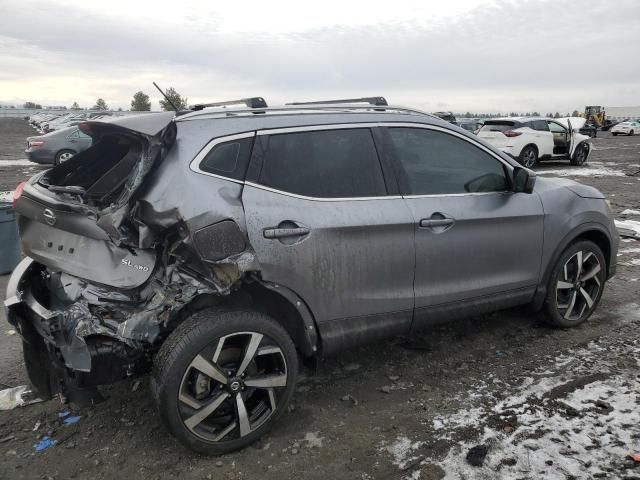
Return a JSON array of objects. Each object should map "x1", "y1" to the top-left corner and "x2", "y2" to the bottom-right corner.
[{"x1": 477, "y1": 117, "x2": 592, "y2": 168}]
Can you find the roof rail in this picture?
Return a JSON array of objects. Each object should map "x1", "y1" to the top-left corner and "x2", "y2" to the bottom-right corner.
[
  {"x1": 190, "y1": 97, "x2": 268, "y2": 111},
  {"x1": 286, "y1": 97, "x2": 388, "y2": 107}
]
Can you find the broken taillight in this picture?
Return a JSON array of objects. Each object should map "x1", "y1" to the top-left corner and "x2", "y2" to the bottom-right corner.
[
  {"x1": 502, "y1": 130, "x2": 522, "y2": 137},
  {"x1": 12, "y1": 181, "x2": 26, "y2": 208}
]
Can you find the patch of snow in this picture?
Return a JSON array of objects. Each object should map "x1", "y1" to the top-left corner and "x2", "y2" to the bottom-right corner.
[
  {"x1": 432, "y1": 407, "x2": 486, "y2": 434},
  {"x1": 382, "y1": 436, "x2": 424, "y2": 469},
  {"x1": 303, "y1": 431, "x2": 324, "y2": 448},
  {"x1": 538, "y1": 166, "x2": 626, "y2": 177},
  {"x1": 619, "y1": 247, "x2": 640, "y2": 255},
  {"x1": 0, "y1": 159, "x2": 38, "y2": 167},
  {"x1": 621, "y1": 209, "x2": 640, "y2": 216},
  {"x1": 0, "y1": 191, "x2": 14, "y2": 203},
  {"x1": 438, "y1": 375, "x2": 640, "y2": 479},
  {"x1": 616, "y1": 219, "x2": 640, "y2": 236}
]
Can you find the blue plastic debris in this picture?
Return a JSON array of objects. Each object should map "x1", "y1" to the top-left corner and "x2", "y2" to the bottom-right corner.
[
  {"x1": 58, "y1": 410, "x2": 70, "y2": 419},
  {"x1": 34, "y1": 436, "x2": 57, "y2": 452},
  {"x1": 63, "y1": 415, "x2": 81, "y2": 425}
]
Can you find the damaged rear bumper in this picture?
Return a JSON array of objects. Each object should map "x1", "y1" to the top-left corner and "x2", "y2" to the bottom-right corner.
[{"x1": 4, "y1": 256, "x2": 216, "y2": 402}]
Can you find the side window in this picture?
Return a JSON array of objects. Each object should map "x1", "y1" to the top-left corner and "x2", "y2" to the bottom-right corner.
[
  {"x1": 533, "y1": 120, "x2": 549, "y2": 131},
  {"x1": 199, "y1": 136, "x2": 254, "y2": 180},
  {"x1": 78, "y1": 131, "x2": 91, "y2": 140},
  {"x1": 66, "y1": 130, "x2": 80, "y2": 139},
  {"x1": 257, "y1": 129, "x2": 387, "y2": 198},
  {"x1": 547, "y1": 122, "x2": 566, "y2": 134},
  {"x1": 387, "y1": 127, "x2": 509, "y2": 195}
]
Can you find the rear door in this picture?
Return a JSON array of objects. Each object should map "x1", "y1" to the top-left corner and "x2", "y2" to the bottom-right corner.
[
  {"x1": 529, "y1": 120, "x2": 554, "y2": 157},
  {"x1": 242, "y1": 125, "x2": 416, "y2": 348},
  {"x1": 381, "y1": 124, "x2": 544, "y2": 327}
]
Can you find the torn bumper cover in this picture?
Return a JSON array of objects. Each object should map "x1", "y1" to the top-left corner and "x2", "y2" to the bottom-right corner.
[{"x1": 5, "y1": 256, "x2": 220, "y2": 400}]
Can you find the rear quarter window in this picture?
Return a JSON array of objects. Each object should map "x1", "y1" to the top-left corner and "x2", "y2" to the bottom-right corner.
[{"x1": 198, "y1": 136, "x2": 254, "y2": 180}]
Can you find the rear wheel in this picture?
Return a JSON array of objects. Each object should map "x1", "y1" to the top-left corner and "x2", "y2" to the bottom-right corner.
[
  {"x1": 542, "y1": 240, "x2": 606, "y2": 328},
  {"x1": 518, "y1": 145, "x2": 538, "y2": 168},
  {"x1": 152, "y1": 309, "x2": 298, "y2": 455},
  {"x1": 570, "y1": 143, "x2": 588, "y2": 166},
  {"x1": 54, "y1": 149, "x2": 75, "y2": 165}
]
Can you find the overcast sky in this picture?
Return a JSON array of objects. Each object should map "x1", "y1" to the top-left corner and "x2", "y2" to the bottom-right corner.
[{"x1": 1, "y1": 0, "x2": 638, "y2": 112}]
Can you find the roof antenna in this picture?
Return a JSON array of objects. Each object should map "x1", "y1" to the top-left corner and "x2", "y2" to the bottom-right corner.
[{"x1": 153, "y1": 81, "x2": 179, "y2": 112}]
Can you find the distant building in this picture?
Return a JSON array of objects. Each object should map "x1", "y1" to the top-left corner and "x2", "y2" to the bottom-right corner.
[{"x1": 606, "y1": 106, "x2": 640, "y2": 121}]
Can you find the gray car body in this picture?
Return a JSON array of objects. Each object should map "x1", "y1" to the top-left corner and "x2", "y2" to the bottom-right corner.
[
  {"x1": 5, "y1": 107, "x2": 619, "y2": 395},
  {"x1": 25, "y1": 126, "x2": 92, "y2": 164}
]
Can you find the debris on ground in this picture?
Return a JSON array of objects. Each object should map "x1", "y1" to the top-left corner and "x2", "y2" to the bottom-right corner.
[
  {"x1": 34, "y1": 436, "x2": 58, "y2": 452},
  {"x1": 63, "y1": 415, "x2": 81, "y2": 425},
  {"x1": 0, "y1": 386, "x2": 28, "y2": 410},
  {"x1": 630, "y1": 453, "x2": 640, "y2": 462},
  {"x1": 340, "y1": 394, "x2": 358, "y2": 406},
  {"x1": 465, "y1": 445, "x2": 489, "y2": 467}
]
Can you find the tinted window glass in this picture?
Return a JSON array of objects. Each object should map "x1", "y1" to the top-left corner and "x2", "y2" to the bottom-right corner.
[
  {"x1": 388, "y1": 128, "x2": 509, "y2": 195},
  {"x1": 258, "y1": 129, "x2": 386, "y2": 198},
  {"x1": 533, "y1": 120, "x2": 549, "y2": 131},
  {"x1": 478, "y1": 121, "x2": 519, "y2": 133},
  {"x1": 199, "y1": 136, "x2": 253, "y2": 179}
]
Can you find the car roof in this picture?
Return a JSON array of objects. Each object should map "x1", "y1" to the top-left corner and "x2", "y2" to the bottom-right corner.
[{"x1": 491, "y1": 116, "x2": 555, "y2": 122}]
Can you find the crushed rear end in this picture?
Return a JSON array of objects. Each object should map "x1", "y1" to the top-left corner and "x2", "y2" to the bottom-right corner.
[{"x1": 4, "y1": 113, "x2": 250, "y2": 404}]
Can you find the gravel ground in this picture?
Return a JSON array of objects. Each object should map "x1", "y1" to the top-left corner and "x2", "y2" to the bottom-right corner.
[{"x1": 0, "y1": 119, "x2": 639, "y2": 479}]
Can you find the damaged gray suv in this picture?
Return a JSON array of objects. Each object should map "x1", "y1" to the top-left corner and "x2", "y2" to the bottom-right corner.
[{"x1": 5, "y1": 97, "x2": 618, "y2": 454}]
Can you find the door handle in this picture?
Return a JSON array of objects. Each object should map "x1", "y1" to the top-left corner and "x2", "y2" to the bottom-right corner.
[
  {"x1": 419, "y1": 218, "x2": 455, "y2": 228},
  {"x1": 263, "y1": 227, "x2": 310, "y2": 239}
]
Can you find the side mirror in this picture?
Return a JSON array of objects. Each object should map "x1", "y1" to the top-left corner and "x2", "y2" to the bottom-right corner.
[{"x1": 513, "y1": 167, "x2": 536, "y2": 194}]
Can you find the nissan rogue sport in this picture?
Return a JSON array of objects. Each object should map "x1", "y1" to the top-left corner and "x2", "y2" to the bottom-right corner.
[{"x1": 5, "y1": 97, "x2": 618, "y2": 454}]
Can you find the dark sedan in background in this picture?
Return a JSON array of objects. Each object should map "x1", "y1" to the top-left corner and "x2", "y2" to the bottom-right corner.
[{"x1": 25, "y1": 126, "x2": 92, "y2": 165}]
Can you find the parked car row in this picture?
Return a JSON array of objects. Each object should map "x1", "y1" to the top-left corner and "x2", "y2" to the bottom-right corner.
[{"x1": 29, "y1": 111, "x2": 111, "y2": 134}]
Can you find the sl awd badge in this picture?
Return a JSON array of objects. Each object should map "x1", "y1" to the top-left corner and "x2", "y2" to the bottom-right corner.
[
  {"x1": 43, "y1": 208, "x2": 56, "y2": 226},
  {"x1": 121, "y1": 258, "x2": 150, "y2": 272}
]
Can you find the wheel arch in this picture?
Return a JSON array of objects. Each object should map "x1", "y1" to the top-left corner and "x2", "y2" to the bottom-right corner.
[
  {"x1": 172, "y1": 279, "x2": 320, "y2": 358},
  {"x1": 531, "y1": 223, "x2": 613, "y2": 310}
]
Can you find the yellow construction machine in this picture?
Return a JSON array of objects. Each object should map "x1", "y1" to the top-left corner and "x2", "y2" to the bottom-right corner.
[{"x1": 584, "y1": 106, "x2": 606, "y2": 127}]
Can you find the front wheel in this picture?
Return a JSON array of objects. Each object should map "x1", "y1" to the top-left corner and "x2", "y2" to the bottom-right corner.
[
  {"x1": 518, "y1": 146, "x2": 538, "y2": 168},
  {"x1": 542, "y1": 240, "x2": 606, "y2": 328},
  {"x1": 152, "y1": 309, "x2": 298, "y2": 454},
  {"x1": 570, "y1": 143, "x2": 589, "y2": 166},
  {"x1": 630, "y1": 130, "x2": 635, "y2": 136}
]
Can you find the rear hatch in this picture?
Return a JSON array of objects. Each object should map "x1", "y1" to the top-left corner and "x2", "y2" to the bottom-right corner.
[
  {"x1": 15, "y1": 112, "x2": 176, "y2": 289},
  {"x1": 477, "y1": 120, "x2": 523, "y2": 147}
]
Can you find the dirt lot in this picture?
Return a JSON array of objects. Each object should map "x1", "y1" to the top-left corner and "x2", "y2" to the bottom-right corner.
[{"x1": 0, "y1": 118, "x2": 639, "y2": 479}]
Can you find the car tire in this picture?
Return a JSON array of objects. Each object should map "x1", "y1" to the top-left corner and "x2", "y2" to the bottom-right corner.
[
  {"x1": 570, "y1": 143, "x2": 589, "y2": 166},
  {"x1": 518, "y1": 145, "x2": 538, "y2": 168},
  {"x1": 630, "y1": 130, "x2": 635, "y2": 136},
  {"x1": 54, "y1": 149, "x2": 76, "y2": 165},
  {"x1": 542, "y1": 240, "x2": 606, "y2": 328},
  {"x1": 612, "y1": 133, "x2": 618, "y2": 136},
  {"x1": 151, "y1": 308, "x2": 298, "y2": 455}
]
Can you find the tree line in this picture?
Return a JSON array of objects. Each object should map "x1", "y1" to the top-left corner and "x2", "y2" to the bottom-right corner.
[{"x1": 22, "y1": 87, "x2": 188, "y2": 112}]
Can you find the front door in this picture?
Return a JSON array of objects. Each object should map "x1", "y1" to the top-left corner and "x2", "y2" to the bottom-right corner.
[
  {"x1": 242, "y1": 126, "x2": 416, "y2": 349},
  {"x1": 381, "y1": 125, "x2": 544, "y2": 328}
]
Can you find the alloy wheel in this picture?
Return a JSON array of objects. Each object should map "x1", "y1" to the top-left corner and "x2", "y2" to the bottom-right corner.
[
  {"x1": 177, "y1": 331, "x2": 288, "y2": 443},
  {"x1": 522, "y1": 149, "x2": 536, "y2": 168},
  {"x1": 58, "y1": 151, "x2": 74, "y2": 163},
  {"x1": 555, "y1": 250, "x2": 601, "y2": 322}
]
